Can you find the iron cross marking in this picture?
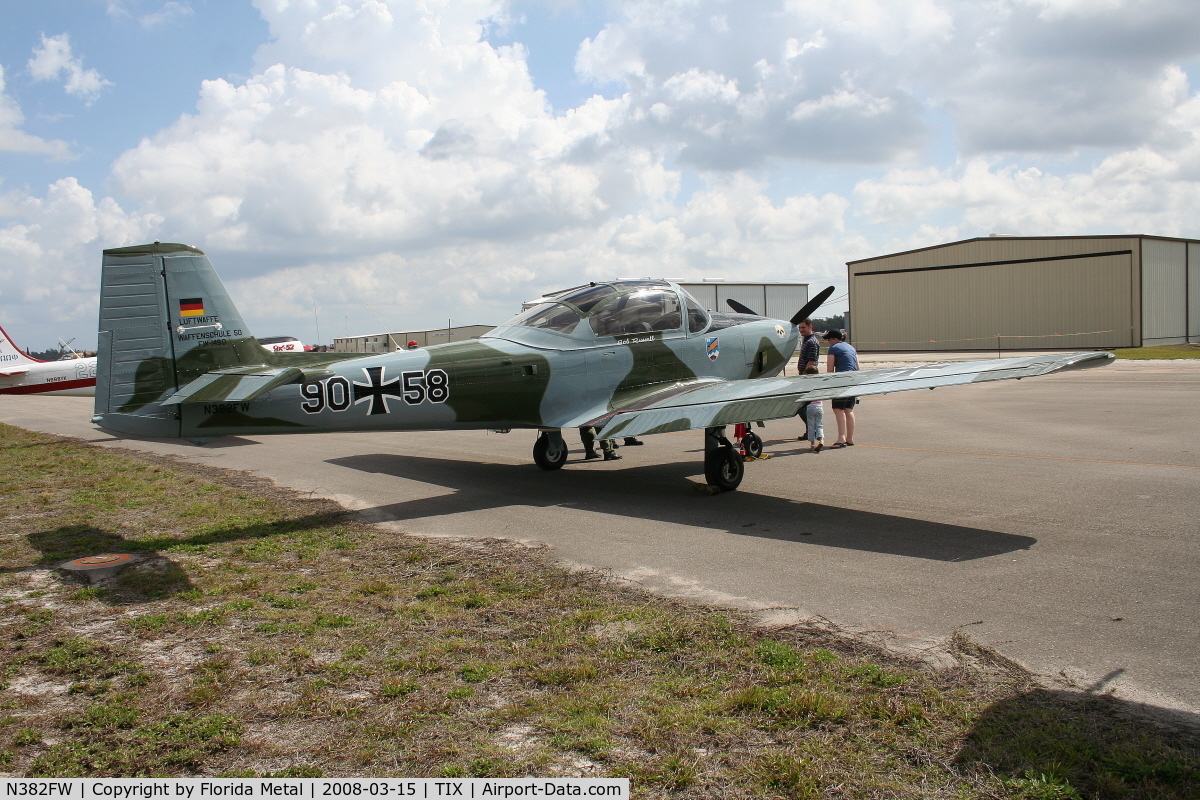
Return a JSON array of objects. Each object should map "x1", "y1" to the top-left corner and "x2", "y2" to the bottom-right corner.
[{"x1": 352, "y1": 366, "x2": 404, "y2": 415}]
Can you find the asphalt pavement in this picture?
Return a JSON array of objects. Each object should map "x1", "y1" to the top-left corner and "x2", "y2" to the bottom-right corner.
[{"x1": 2, "y1": 355, "x2": 1197, "y2": 718}]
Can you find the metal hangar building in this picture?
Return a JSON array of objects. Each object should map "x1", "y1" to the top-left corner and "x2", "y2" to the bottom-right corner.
[
  {"x1": 674, "y1": 281, "x2": 809, "y2": 319},
  {"x1": 847, "y1": 235, "x2": 1200, "y2": 352}
]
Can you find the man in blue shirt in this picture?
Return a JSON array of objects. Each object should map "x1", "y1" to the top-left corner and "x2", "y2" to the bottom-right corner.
[{"x1": 823, "y1": 329, "x2": 858, "y2": 448}]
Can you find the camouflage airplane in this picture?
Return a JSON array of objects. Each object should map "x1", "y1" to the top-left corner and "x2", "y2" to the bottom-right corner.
[{"x1": 92, "y1": 242, "x2": 1114, "y2": 491}]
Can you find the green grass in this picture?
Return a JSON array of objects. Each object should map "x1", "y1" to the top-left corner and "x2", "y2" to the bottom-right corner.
[
  {"x1": 0, "y1": 423, "x2": 1197, "y2": 796},
  {"x1": 1112, "y1": 343, "x2": 1200, "y2": 359}
]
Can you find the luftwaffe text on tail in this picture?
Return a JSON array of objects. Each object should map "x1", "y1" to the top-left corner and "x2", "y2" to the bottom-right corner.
[
  {"x1": 91, "y1": 243, "x2": 1115, "y2": 491},
  {"x1": 0, "y1": 325, "x2": 97, "y2": 396}
]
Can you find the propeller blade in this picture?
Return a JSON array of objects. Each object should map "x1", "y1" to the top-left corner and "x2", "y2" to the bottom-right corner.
[
  {"x1": 725, "y1": 298, "x2": 759, "y2": 315},
  {"x1": 789, "y1": 285, "x2": 836, "y2": 326}
]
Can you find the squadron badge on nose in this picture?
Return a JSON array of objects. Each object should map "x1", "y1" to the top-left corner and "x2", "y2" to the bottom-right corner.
[
  {"x1": 706, "y1": 337, "x2": 720, "y2": 360},
  {"x1": 775, "y1": 324, "x2": 786, "y2": 338}
]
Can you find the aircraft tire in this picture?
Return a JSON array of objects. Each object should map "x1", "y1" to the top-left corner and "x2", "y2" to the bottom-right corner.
[
  {"x1": 743, "y1": 431, "x2": 764, "y2": 459},
  {"x1": 704, "y1": 445, "x2": 744, "y2": 491},
  {"x1": 533, "y1": 432, "x2": 568, "y2": 471}
]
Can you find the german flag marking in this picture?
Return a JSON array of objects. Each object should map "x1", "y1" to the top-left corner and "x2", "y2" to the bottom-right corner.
[{"x1": 179, "y1": 298, "x2": 205, "y2": 317}]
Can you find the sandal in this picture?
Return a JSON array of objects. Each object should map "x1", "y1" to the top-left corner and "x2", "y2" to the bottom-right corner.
[{"x1": 829, "y1": 442, "x2": 848, "y2": 449}]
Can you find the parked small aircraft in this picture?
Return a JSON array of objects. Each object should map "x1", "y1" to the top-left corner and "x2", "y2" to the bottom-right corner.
[
  {"x1": 257, "y1": 335, "x2": 307, "y2": 353},
  {"x1": 0, "y1": 325, "x2": 97, "y2": 396},
  {"x1": 92, "y1": 243, "x2": 1114, "y2": 491}
]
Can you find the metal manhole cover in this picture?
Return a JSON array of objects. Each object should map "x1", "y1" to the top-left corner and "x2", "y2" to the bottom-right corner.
[
  {"x1": 73, "y1": 554, "x2": 132, "y2": 566},
  {"x1": 60, "y1": 553, "x2": 141, "y2": 582}
]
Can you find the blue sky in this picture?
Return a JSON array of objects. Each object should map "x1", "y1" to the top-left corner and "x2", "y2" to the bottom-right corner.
[
  {"x1": 1, "y1": 1, "x2": 266, "y2": 197},
  {"x1": 2, "y1": 0, "x2": 1200, "y2": 349}
]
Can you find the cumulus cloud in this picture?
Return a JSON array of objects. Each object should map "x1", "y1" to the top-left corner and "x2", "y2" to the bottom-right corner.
[
  {"x1": 223, "y1": 175, "x2": 862, "y2": 341},
  {"x1": 579, "y1": 0, "x2": 1200, "y2": 162},
  {"x1": 108, "y1": 1, "x2": 678, "y2": 260},
  {"x1": 0, "y1": 179, "x2": 159, "y2": 335},
  {"x1": 0, "y1": 66, "x2": 72, "y2": 158},
  {"x1": 855, "y1": 90, "x2": 1200, "y2": 240},
  {"x1": 27, "y1": 33, "x2": 112, "y2": 105},
  {"x1": 575, "y1": 0, "x2": 945, "y2": 168},
  {"x1": 937, "y1": 0, "x2": 1200, "y2": 153},
  {"x1": 139, "y1": 2, "x2": 195, "y2": 28}
]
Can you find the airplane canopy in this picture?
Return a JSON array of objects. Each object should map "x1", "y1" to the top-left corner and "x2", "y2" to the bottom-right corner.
[{"x1": 502, "y1": 280, "x2": 696, "y2": 336}]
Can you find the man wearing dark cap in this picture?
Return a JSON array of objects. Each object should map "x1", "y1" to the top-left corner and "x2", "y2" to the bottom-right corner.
[{"x1": 823, "y1": 329, "x2": 858, "y2": 448}]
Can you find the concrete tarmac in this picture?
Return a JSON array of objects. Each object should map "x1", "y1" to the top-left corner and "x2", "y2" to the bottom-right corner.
[{"x1": 2, "y1": 356, "x2": 1197, "y2": 717}]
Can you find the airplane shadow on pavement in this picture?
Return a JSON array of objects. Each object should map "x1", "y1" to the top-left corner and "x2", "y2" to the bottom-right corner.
[{"x1": 326, "y1": 453, "x2": 1036, "y2": 562}]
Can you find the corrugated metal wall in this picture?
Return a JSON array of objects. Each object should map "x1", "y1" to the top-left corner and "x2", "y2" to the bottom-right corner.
[
  {"x1": 764, "y1": 284, "x2": 809, "y2": 321},
  {"x1": 677, "y1": 283, "x2": 808, "y2": 318},
  {"x1": 680, "y1": 284, "x2": 717, "y2": 311},
  {"x1": 1189, "y1": 242, "x2": 1200, "y2": 343},
  {"x1": 717, "y1": 284, "x2": 765, "y2": 315},
  {"x1": 849, "y1": 239, "x2": 1137, "y2": 351},
  {"x1": 1141, "y1": 238, "x2": 1188, "y2": 345},
  {"x1": 852, "y1": 236, "x2": 1140, "y2": 271}
]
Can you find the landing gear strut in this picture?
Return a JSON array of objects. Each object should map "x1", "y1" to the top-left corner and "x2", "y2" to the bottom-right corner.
[
  {"x1": 703, "y1": 426, "x2": 744, "y2": 491},
  {"x1": 533, "y1": 429, "x2": 568, "y2": 470}
]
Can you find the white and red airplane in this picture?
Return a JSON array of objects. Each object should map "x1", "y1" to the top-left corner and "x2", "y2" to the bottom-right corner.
[{"x1": 0, "y1": 325, "x2": 97, "y2": 396}]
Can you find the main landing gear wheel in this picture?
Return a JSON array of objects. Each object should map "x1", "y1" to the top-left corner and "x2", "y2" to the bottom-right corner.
[
  {"x1": 533, "y1": 431, "x2": 568, "y2": 471},
  {"x1": 704, "y1": 445, "x2": 744, "y2": 491},
  {"x1": 703, "y1": 441, "x2": 744, "y2": 491},
  {"x1": 742, "y1": 431, "x2": 763, "y2": 459}
]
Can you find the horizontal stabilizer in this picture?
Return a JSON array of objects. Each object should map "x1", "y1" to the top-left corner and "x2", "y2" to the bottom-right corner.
[
  {"x1": 0, "y1": 367, "x2": 30, "y2": 377},
  {"x1": 160, "y1": 365, "x2": 318, "y2": 405}
]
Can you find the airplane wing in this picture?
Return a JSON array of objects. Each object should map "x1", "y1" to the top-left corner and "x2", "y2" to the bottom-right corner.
[
  {"x1": 160, "y1": 365, "x2": 330, "y2": 406},
  {"x1": 588, "y1": 351, "x2": 1114, "y2": 439}
]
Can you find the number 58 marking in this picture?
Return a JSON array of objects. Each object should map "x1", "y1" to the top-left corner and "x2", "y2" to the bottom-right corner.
[
  {"x1": 402, "y1": 369, "x2": 449, "y2": 404},
  {"x1": 300, "y1": 368, "x2": 449, "y2": 414}
]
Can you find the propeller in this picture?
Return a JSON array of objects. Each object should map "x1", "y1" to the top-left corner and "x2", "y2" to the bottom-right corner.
[
  {"x1": 789, "y1": 285, "x2": 836, "y2": 326},
  {"x1": 725, "y1": 298, "x2": 759, "y2": 315}
]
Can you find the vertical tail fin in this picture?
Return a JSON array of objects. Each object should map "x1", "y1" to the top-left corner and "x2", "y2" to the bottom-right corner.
[
  {"x1": 93, "y1": 242, "x2": 271, "y2": 436},
  {"x1": 0, "y1": 324, "x2": 47, "y2": 369}
]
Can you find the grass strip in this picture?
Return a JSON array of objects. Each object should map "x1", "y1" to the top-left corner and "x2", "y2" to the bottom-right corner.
[
  {"x1": 1112, "y1": 344, "x2": 1200, "y2": 359},
  {"x1": 0, "y1": 423, "x2": 1196, "y2": 797}
]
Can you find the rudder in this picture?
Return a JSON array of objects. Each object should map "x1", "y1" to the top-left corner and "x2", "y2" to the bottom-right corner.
[
  {"x1": 93, "y1": 242, "x2": 270, "y2": 437},
  {"x1": 0, "y1": 324, "x2": 46, "y2": 369}
]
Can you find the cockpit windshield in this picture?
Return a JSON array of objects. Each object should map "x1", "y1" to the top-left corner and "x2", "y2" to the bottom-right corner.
[
  {"x1": 558, "y1": 284, "x2": 616, "y2": 314},
  {"x1": 502, "y1": 279, "x2": 683, "y2": 338},
  {"x1": 506, "y1": 302, "x2": 582, "y2": 333}
]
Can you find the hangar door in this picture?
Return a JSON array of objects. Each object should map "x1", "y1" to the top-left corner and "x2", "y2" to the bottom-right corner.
[{"x1": 852, "y1": 252, "x2": 1134, "y2": 351}]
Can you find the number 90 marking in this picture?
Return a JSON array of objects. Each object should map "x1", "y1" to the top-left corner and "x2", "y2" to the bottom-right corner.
[{"x1": 301, "y1": 368, "x2": 449, "y2": 414}]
